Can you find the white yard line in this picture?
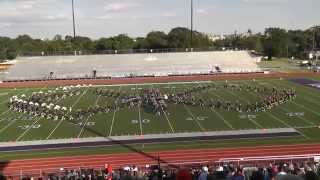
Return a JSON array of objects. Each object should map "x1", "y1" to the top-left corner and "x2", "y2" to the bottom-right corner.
[
  {"x1": 77, "y1": 95, "x2": 101, "y2": 138},
  {"x1": 224, "y1": 89, "x2": 264, "y2": 129},
  {"x1": 268, "y1": 115, "x2": 312, "y2": 139},
  {"x1": 250, "y1": 82, "x2": 312, "y2": 139},
  {"x1": 265, "y1": 81, "x2": 320, "y2": 117},
  {"x1": 15, "y1": 117, "x2": 42, "y2": 141},
  {"x1": 108, "y1": 86, "x2": 122, "y2": 137},
  {"x1": 181, "y1": 84, "x2": 206, "y2": 132},
  {"x1": 3, "y1": 87, "x2": 46, "y2": 141},
  {"x1": 46, "y1": 90, "x2": 88, "y2": 140},
  {"x1": 202, "y1": 86, "x2": 236, "y2": 130},
  {"x1": 136, "y1": 84, "x2": 143, "y2": 135},
  {"x1": 0, "y1": 89, "x2": 30, "y2": 118},
  {"x1": 281, "y1": 106, "x2": 315, "y2": 126},
  {"x1": 267, "y1": 113, "x2": 311, "y2": 139},
  {"x1": 138, "y1": 106, "x2": 143, "y2": 135},
  {"x1": 0, "y1": 88, "x2": 29, "y2": 104},
  {"x1": 160, "y1": 106, "x2": 175, "y2": 133},
  {"x1": 151, "y1": 84, "x2": 175, "y2": 133},
  {"x1": 0, "y1": 120, "x2": 17, "y2": 134},
  {"x1": 0, "y1": 109, "x2": 11, "y2": 120},
  {"x1": 294, "y1": 125, "x2": 319, "y2": 129},
  {"x1": 233, "y1": 80, "x2": 312, "y2": 139},
  {"x1": 291, "y1": 101, "x2": 320, "y2": 117},
  {"x1": 183, "y1": 104, "x2": 206, "y2": 132},
  {"x1": 210, "y1": 108, "x2": 234, "y2": 130},
  {"x1": 201, "y1": 82, "x2": 261, "y2": 129},
  {"x1": 260, "y1": 82, "x2": 315, "y2": 126}
]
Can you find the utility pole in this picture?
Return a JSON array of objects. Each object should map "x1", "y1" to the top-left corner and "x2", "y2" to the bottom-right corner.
[
  {"x1": 313, "y1": 28, "x2": 316, "y2": 51},
  {"x1": 72, "y1": 0, "x2": 76, "y2": 39},
  {"x1": 190, "y1": 0, "x2": 193, "y2": 48}
]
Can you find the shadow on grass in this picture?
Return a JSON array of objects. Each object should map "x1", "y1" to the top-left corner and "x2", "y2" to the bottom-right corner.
[{"x1": 66, "y1": 116, "x2": 178, "y2": 168}]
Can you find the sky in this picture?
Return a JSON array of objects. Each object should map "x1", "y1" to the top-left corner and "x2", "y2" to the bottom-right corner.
[{"x1": 0, "y1": 0, "x2": 319, "y2": 39}]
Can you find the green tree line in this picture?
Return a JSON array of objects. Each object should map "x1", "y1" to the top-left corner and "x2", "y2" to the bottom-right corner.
[
  {"x1": 0, "y1": 26, "x2": 319, "y2": 61},
  {"x1": 214, "y1": 27, "x2": 319, "y2": 60},
  {"x1": 0, "y1": 27, "x2": 211, "y2": 61}
]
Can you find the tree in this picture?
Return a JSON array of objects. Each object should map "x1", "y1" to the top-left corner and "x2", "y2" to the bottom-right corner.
[
  {"x1": 168, "y1": 27, "x2": 191, "y2": 48},
  {"x1": 111, "y1": 34, "x2": 134, "y2": 50},
  {"x1": 263, "y1": 28, "x2": 288, "y2": 58},
  {"x1": 145, "y1": 31, "x2": 168, "y2": 49},
  {"x1": 133, "y1": 37, "x2": 148, "y2": 49},
  {"x1": 95, "y1": 38, "x2": 113, "y2": 50}
]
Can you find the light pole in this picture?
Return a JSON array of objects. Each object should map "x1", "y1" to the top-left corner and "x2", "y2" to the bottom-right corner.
[
  {"x1": 190, "y1": 0, "x2": 194, "y2": 48},
  {"x1": 72, "y1": 0, "x2": 76, "y2": 39}
]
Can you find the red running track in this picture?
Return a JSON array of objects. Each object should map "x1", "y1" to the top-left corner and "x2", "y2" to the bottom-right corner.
[{"x1": 1, "y1": 143, "x2": 320, "y2": 176}]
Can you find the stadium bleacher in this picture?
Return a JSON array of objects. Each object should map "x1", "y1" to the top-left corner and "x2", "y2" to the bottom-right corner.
[{"x1": 3, "y1": 51, "x2": 261, "y2": 81}]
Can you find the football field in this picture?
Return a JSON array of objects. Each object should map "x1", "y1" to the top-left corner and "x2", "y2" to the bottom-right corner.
[{"x1": 0, "y1": 78, "x2": 320, "y2": 143}]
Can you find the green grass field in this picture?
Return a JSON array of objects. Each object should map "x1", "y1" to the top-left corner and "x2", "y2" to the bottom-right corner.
[
  {"x1": 257, "y1": 58, "x2": 310, "y2": 72},
  {"x1": 0, "y1": 78, "x2": 320, "y2": 143},
  {"x1": 0, "y1": 78, "x2": 319, "y2": 160}
]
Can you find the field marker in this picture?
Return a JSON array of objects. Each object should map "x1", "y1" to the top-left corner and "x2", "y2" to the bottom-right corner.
[
  {"x1": 280, "y1": 106, "x2": 314, "y2": 126},
  {"x1": 46, "y1": 90, "x2": 88, "y2": 140},
  {"x1": 108, "y1": 86, "x2": 122, "y2": 137},
  {"x1": 224, "y1": 89, "x2": 264, "y2": 129},
  {"x1": 151, "y1": 84, "x2": 175, "y2": 133},
  {"x1": 77, "y1": 95, "x2": 101, "y2": 138},
  {"x1": 15, "y1": 117, "x2": 42, "y2": 141}
]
